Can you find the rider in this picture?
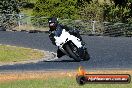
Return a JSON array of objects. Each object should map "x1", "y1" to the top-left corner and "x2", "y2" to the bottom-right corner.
[{"x1": 48, "y1": 17, "x2": 85, "y2": 58}]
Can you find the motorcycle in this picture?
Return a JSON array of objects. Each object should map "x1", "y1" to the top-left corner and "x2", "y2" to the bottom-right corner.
[{"x1": 54, "y1": 29, "x2": 90, "y2": 62}]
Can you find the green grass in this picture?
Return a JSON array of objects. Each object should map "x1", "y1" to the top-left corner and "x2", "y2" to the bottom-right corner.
[
  {"x1": 0, "y1": 45, "x2": 44, "y2": 62},
  {"x1": 0, "y1": 77, "x2": 131, "y2": 88}
]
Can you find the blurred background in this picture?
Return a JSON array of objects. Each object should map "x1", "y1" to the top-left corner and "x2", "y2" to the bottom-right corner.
[{"x1": 0, "y1": 0, "x2": 132, "y2": 36}]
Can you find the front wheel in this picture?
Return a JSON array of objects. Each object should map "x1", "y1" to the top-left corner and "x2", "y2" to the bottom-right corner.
[{"x1": 65, "y1": 44, "x2": 81, "y2": 62}]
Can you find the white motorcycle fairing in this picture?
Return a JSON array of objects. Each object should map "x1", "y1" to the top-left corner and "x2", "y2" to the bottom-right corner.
[{"x1": 54, "y1": 29, "x2": 82, "y2": 48}]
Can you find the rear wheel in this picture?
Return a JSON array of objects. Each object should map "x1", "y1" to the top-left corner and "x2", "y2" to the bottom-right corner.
[{"x1": 81, "y1": 50, "x2": 90, "y2": 61}]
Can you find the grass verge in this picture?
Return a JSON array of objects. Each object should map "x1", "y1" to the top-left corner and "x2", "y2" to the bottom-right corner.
[
  {"x1": 0, "y1": 45, "x2": 44, "y2": 63},
  {"x1": 0, "y1": 78, "x2": 131, "y2": 88},
  {"x1": 0, "y1": 70, "x2": 131, "y2": 88}
]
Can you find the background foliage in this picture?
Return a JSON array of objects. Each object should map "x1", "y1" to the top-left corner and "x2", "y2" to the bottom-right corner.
[
  {"x1": 32, "y1": 0, "x2": 81, "y2": 26},
  {"x1": 79, "y1": 1, "x2": 104, "y2": 21},
  {"x1": 32, "y1": 0, "x2": 132, "y2": 24},
  {"x1": 0, "y1": 0, "x2": 132, "y2": 30},
  {"x1": 0, "y1": 0, "x2": 19, "y2": 30}
]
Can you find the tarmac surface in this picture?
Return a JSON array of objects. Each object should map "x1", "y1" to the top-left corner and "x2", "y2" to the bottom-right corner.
[{"x1": 0, "y1": 31, "x2": 132, "y2": 71}]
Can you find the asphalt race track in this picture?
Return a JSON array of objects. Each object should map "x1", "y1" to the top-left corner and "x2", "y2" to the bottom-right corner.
[{"x1": 0, "y1": 31, "x2": 132, "y2": 71}]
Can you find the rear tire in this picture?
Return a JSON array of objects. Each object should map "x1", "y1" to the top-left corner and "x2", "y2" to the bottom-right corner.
[
  {"x1": 65, "y1": 44, "x2": 81, "y2": 62},
  {"x1": 81, "y1": 50, "x2": 90, "y2": 61}
]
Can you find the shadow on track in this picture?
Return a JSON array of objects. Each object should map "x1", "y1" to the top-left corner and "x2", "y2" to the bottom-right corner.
[{"x1": 43, "y1": 60, "x2": 77, "y2": 62}]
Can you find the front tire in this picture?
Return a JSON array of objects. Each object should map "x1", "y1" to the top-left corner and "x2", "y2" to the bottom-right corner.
[{"x1": 65, "y1": 44, "x2": 81, "y2": 62}]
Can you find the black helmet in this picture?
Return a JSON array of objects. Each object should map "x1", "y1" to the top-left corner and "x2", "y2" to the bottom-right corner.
[{"x1": 48, "y1": 17, "x2": 58, "y2": 30}]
